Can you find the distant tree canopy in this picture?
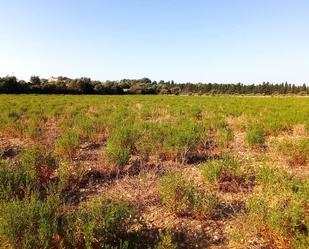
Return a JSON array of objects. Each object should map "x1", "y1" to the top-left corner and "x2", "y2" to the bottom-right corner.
[{"x1": 0, "y1": 76, "x2": 308, "y2": 95}]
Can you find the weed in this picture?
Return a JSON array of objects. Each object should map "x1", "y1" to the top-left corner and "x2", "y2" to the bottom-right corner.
[
  {"x1": 155, "y1": 232, "x2": 177, "y2": 249},
  {"x1": 159, "y1": 171, "x2": 218, "y2": 217},
  {"x1": 245, "y1": 127, "x2": 265, "y2": 146},
  {"x1": 277, "y1": 138, "x2": 309, "y2": 166},
  {"x1": 77, "y1": 197, "x2": 133, "y2": 248},
  {"x1": 0, "y1": 194, "x2": 60, "y2": 249},
  {"x1": 55, "y1": 129, "x2": 80, "y2": 158},
  {"x1": 216, "y1": 127, "x2": 234, "y2": 149},
  {"x1": 104, "y1": 125, "x2": 138, "y2": 167}
]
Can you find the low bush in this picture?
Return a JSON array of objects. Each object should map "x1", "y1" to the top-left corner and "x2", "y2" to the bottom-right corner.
[
  {"x1": 55, "y1": 129, "x2": 80, "y2": 158},
  {"x1": 200, "y1": 160, "x2": 224, "y2": 184},
  {"x1": 200, "y1": 157, "x2": 241, "y2": 184},
  {"x1": 216, "y1": 127, "x2": 234, "y2": 149},
  {"x1": 104, "y1": 125, "x2": 138, "y2": 167},
  {"x1": 245, "y1": 127, "x2": 265, "y2": 146},
  {"x1": 25, "y1": 121, "x2": 43, "y2": 140},
  {"x1": 277, "y1": 138, "x2": 309, "y2": 166},
  {"x1": 245, "y1": 166, "x2": 309, "y2": 248},
  {"x1": 200, "y1": 157, "x2": 253, "y2": 193},
  {"x1": 0, "y1": 194, "x2": 61, "y2": 249},
  {"x1": 77, "y1": 197, "x2": 133, "y2": 248},
  {"x1": 155, "y1": 232, "x2": 177, "y2": 249},
  {"x1": 0, "y1": 160, "x2": 36, "y2": 201},
  {"x1": 159, "y1": 171, "x2": 218, "y2": 217},
  {"x1": 163, "y1": 120, "x2": 203, "y2": 163}
]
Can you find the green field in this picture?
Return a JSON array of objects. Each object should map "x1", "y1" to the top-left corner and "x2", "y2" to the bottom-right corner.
[{"x1": 0, "y1": 95, "x2": 309, "y2": 248}]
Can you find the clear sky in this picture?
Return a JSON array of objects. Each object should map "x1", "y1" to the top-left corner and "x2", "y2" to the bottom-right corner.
[{"x1": 0, "y1": 0, "x2": 309, "y2": 84}]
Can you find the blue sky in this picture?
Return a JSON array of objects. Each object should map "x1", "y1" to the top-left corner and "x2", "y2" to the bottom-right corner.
[{"x1": 0, "y1": 0, "x2": 309, "y2": 84}]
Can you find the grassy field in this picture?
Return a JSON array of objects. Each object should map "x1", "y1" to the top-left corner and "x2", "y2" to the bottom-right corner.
[{"x1": 0, "y1": 94, "x2": 309, "y2": 249}]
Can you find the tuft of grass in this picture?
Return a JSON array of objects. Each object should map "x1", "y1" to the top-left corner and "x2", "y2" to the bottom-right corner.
[
  {"x1": 200, "y1": 156, "x2": 242, "y2": 184},
  {"x1": 155, "y1": 232, "x2": 177, "y2": 249},
  {"x1": 55, "y1": 129, "x2": 80, "y2": 158},
  {"x1": 244, "y1": 165, "x2": 309, "y2": 248},
  {"x1": 200, "y1": 157, "x2": 253, "y2": 193},
  {"x1": 245, "y1": 127, "x2": 265, "y2": 146},
  {"x1": 277, "y1": 138, "x2": 309, "y2": 166},
  {"x1": 104, "y1": 125, "x2": 138, "y2": 167},
  {"x1": 0, "y1": 194, "x2": 61, "y2": 249},
  {"x1": 159, "y1": 171, "x2": 218, "y2": 217},
  {"x1": 77, "y1": 197, "x2": 133, "y2": 248},
  {"x1": 162, "y1": 119, "x2": 203, "y2": 163},
  {"x1": 200, "y1": 160, "x2": 224, "y2": 184},
  {"x1": 0, "y1": 147, "x2": 58, "y2": 201},
  {"x1": 216, "y1": 127, "x2": 234, "y2": 149}
]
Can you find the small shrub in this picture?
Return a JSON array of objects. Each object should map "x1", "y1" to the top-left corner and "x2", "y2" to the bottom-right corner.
[
  {"x1": 255, "y1": 164, "x2": 276, "y2": 186},
  {"x1": 277, "y1": 138, "x2": 309, "y2": 166},
  {"x1": 159, "y1": 171, "x2": 218, "y2": 217},
  {"x1": 163, "y1": 120, "x2": 203, "y2": 163},
  {"x1": 245, "y1": 165, "x2": 309, "y2": 248},
  {"x1": 105, "y1": 145, "x2": 131, "y2": 167},
  {"x1": 200, "y1": 157, "x2": 252, "y2": 193},
  {"x1": 104, "y1": 125, "x2": 138, "y2": 167},
  {"x1": 200, "y1": 160, "x2": 224, "y2": 184},
  {"x1": 77, "y1": 197, "x2": 133, "y2": 248},
  {"x1": 155, "y1": 232, "x2": 177, "y2": 249},
  {"x1": 0, "y1": 160, "x2": 35, "y2": 201},
  {"x1": 216, "y1": 127, "x2": 234, "y2": 148},
  {"x1": 0, "y1": 195, "x2": 60, "y2": 249},
  {"x1": 245, "y1": 127, "x2": 265, "y2": 146},
  {"x1": 0, "y1": 146, "x2": 60, "y2": 203},
  {"x1": 25, "y1": 121, "x2": 43, "y2": 140},
  {"x1": 200, "y1": 157, "x2": 241, "y2": 184},
  {"x1": 55, "y1": 129, "x2": 80, "y2": 158}
]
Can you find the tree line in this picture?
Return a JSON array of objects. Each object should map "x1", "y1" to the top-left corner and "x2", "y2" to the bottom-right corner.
[{"x1": 0, "y1": 76, "x2": 308, "y2": 95}]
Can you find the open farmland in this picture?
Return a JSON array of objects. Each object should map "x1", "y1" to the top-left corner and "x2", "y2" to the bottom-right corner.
[{"x1": 0, "y1": 94, "x2": 309, "y2": 249}]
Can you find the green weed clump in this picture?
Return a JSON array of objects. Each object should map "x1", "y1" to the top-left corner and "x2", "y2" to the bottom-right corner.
[
  {"x1": 277, "y1": 138, "x2": 309, "y2": 166},
  {"x1": 200, "y1": 157, "x2": 253, "y2": 193},
  {"x1": 200, "y1": 157, "x2": 242, "y2": 184},
  {"x1": 244, "y1": 165, "x2": 309, "y2": 248},
  {"x1": 0, "y1": 195, "x2": 60, "y2": 249},
  {"x1": 159, "y1": 171, "x2": 218, "y2": 217},
  {"x1": 0, "y1": 148, "x2": 58, "y2": 201},
  {"x1": 77, "y1": 197, "x2": 133, "y2": 249},
  {"x1": 163, "y1": 119, "x2": 203, "y2": 163},
  {"x1": 245, "y1": 127, "x2": 265, "y2": 146},
  {"x1": 0, "y1": 195, "x2": 133, "y2": 249},
  {"x1": 0, "y1": 160, "x2": 35, "y2": 201},
  {"x1": 155, "y1": 232, "x2": 177, "y2": 249},
  {"x1": 104, "y1": 125, "x2": 138, "y2": 167},
  {"x1": 216, "y1": 127, "x2": 234, "y2": 149},
  {"x1": 55, "y1": 129, "x2": 80, "y2": 158}
]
